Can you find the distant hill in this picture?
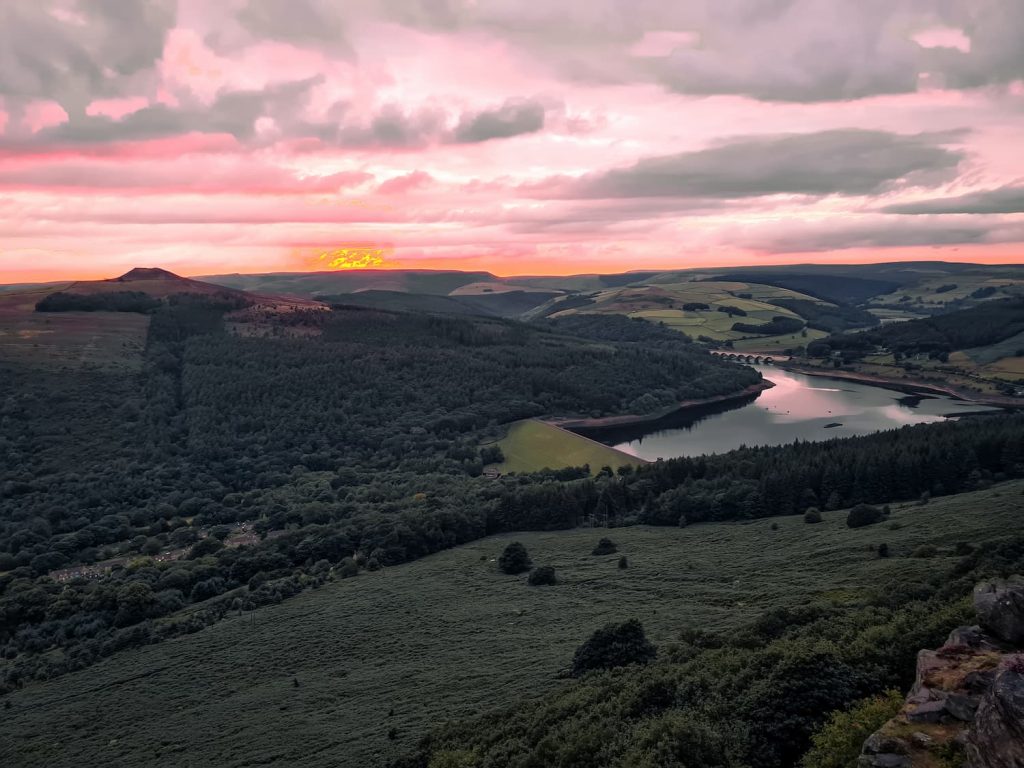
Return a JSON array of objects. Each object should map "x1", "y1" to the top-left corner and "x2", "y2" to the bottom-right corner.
[
  {"x1": 200, "y1": 269, "x2": 500, "y2": 297},
  {"x1": 71, "y1": 267, "x2": 254, "y2": 300},
  {"x1": 810, "y1": 297, "x2": 1024, "y2": 358}
]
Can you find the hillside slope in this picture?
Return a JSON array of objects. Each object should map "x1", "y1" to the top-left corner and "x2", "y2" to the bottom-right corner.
[{"x1": 2, "y1": 483, "x2": 1021, "y2": 768}]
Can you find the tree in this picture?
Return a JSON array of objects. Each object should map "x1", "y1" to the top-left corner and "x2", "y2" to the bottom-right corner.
[
  {"x1": 846, "y1": 504, "x2": 882, "y2": 529},
  {"x1": 571, "y1": 619, "x2": 656, "y2": 676},
  {"x1": 618, "y1": 555, "x2": 629, "y2": 569},
  {"x1": 498, "y1": 542, "x2": 532, "y2": 574},
  {"x1": 528, "y1": 566, "x2": 557, "y2": 586},
  {"x1": 592, "y1": 537, "x2": 618, "y2": 556},
  {"x1": 804, "y1": 508, "x2": 823, "y2": 524},
  {"x1": 878, "y1": 543, "x2": 890, "y2": 558}
]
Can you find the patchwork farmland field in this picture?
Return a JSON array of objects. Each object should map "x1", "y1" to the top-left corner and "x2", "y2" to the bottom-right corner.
[
  {"x1": 547, "y1": 280, "x2": 827, "y2": 344},
  {"x1": 2, "y1": 482, "x2": 1021, "y2": 768}
]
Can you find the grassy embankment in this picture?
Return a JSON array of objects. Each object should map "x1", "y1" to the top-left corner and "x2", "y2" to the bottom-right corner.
[
  {"x1": 3, "y1": 482, "x2": 1022, "y2": 768},
  {"x1": 488, "y1": 418, "x2": 640, "y2": 474}
]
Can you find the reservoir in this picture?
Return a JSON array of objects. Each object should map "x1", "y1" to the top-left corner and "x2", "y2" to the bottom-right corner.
[{"x1": 583, "y1": 366, "x2": 1002, "y2": 461}]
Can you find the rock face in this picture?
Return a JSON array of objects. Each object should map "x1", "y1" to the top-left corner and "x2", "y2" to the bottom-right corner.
[
  {"x1": 967, "y1": 662, "x2": 1024, "y2": 768},
  {"x1": 857, "y1": 578, "x2": 1024, "y2": 768},
  {"x1": 974, "y1": 578, "x2": 1024, "y2": 645}
]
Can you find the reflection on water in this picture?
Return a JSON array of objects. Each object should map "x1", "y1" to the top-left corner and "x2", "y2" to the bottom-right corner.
[{"x1": 582, "y1": 366, "x2": 1001, "y2": 461}]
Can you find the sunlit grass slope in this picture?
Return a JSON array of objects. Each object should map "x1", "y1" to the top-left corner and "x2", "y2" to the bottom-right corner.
[{"x1": 490, "y1": 418, "x2": 641, "y2": 474}]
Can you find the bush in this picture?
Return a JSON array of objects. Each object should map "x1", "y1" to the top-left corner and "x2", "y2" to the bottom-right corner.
[
  {"x1": 804, "y1": 508, "x2": 823, "y2": 524},
  {"x1": 336, "y1": 557, "x2": 359, "y2": 578},
  {"x1": 912, "y1": 545, "x2": 938, "y2": 559},
  {"x1": 188, "y1": 537, "x2": 223, "y2": 558},
  {"x1": 498, "y1": 542, "x2": 532, "y2": 574},
  {"x1": 592, "y1": 537, "x2": 618, "y2": 556},
  {"x1": 528, "y1": 566, "x2": 557, "y2": 586},
  {"x1": 571, "y1": 619, "x2": 656, "y2": 676},
  {"x1": 618, "y1": 556, "x2": 629, "y2": 569},
  {"x1": 846, "y1": 504, "x2": 882, "y2": 529},
  {"x1": 878, "y1": 543, "x2": 889, "y2": 558},
  {"x1": 801, "y1": 690, "x2": 903, "y2": 768}
]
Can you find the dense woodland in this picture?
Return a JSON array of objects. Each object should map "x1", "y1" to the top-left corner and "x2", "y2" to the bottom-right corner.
[
  {"x1": 396, "y1": 535, "x2": 1024, "y2": 768},
  {"x1": 0, "y1": 304, "x2": 756, "y2": 691},
  {"x1": 808, "y1": 297, "x2": 1024, "y2": 360},
  {"x1": 2, "y1": 300, "x2": 1023, "y2": 697},
  {"x1": 762, "y1": 298, "x2": 878, "y2": 333}
]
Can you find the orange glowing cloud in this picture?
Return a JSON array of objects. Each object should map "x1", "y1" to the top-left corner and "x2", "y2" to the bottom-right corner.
[{"x1": 298, "y1": 244, "x2": 397, "y2": 270}]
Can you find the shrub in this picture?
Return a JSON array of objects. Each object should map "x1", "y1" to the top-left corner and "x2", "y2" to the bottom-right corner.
[
  {"x1": 498, "y1": 542, "x2": 532, "y2": 574},
  {"x1": 878, "y1": 543, "x2": 889, "y2": 558},
  {"x1": 528, "y1": 566, "x2": 557, "y2": 586},
  {"x1": 912, "y1": 545, "x2": 938, "y2": 559},
  {"x1": 804, "y1": 508, "x2": 823, "y2": 524},
  {"x1": 846, "y1": 504, "x2": 882, "y2": 529},
  {"x1": 336, "y1": 557, "x2": 359, "y2": 578},
  {"x1": 188, "y1": 537, "x2": 223, "y2": 558},
  {"x1": 771, "y1": 522, "x2": 779, "y2": 531},
  {"x1": 618, "y1": 556, "x2": 629, "y2": 569},
  {"x1": 592, "y1": 537, "x2": 618, "y2": 556},
  {"x1": 801, "y1": 690, "x2": 903, "y2": 768},
  {"x1": 571, "y1": 619, "x2": 656, "y2": 676}
]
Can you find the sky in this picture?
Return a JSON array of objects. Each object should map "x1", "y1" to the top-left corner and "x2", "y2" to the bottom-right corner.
[{"x1": 1, "y1": 1, "x2": 1024, "y2": 282}]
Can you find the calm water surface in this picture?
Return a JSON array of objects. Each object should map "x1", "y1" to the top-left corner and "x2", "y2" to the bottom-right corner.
[{"x1": 589, "y1": 366, "x2": 1000, "y2": 461}]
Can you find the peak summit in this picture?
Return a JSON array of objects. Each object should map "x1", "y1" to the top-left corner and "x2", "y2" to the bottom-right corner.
[{"x1": 114, "y1": 267, "x2": 185, "y2": 282}]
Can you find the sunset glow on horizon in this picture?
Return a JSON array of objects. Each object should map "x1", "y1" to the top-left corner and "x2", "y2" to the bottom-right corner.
[{"x1": 3, "y1": 1, "x2": 1024, "y2": 283}]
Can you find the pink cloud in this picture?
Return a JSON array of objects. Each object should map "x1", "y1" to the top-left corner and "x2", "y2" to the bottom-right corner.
[
  {"x1": 3, "y1": 2, "x2": 1024, "y2": 282},
  {"x1": 22, "y1": 101, "x2": 69, "y2": 133},
  {"x1": 85, "y1": 97, "x2": 151, "y2": 120}
]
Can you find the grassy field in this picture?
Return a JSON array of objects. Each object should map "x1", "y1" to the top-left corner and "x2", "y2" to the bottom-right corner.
[
  {"x1": 0, "y1": 287, "x2": 148, "y2": 370},
  {"x1": 869, "y1": 275, "x2": 1023, "y2": 309},
  {"x1": 490, "y1": 418, "x2": 640, "y2": 474},
  {"x1": 3, "y1": 482, "x2": 1022, "y2": 768},
  {"x1": 547, "y1": 280, "x2": 829, "y2": 343}
]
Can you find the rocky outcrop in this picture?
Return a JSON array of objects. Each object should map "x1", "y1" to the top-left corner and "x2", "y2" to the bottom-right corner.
[
  {"x1": 967, "y1": 660, "x2": 1024, "y2": 768},
  {"x1": 858, "y1": 578, "x2": 1024, "y2": 768},
  {"x1": 974, "y1": 578, "x2": 1024, "y2": 646}
]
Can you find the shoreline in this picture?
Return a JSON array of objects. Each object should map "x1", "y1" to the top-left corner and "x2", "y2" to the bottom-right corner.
[
  {"x1": 546, "y1": 379, "x2": 775, "y2": 431},
  {"x1": 779, "y1": 364, "x2": 1023, "y2": 409}
]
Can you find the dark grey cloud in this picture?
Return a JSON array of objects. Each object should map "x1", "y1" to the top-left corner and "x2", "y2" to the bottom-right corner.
[
  {"x1": 237, "y1": 0, "x2": 351, "y2": 51},
  {"x1": 574, "y1": 129, "x2": 964, "y2": 200},
  {"x1": 453, "y1": 99, "x2": 545, "y2": 143},
  {"x1": 332, "y1": 104, "x2": 447, "y2": 148},
  {"x1": 882, "y1": 185, "x2": 1024, "y2": 214},
  {"x1": 0, "y1": 1, "x2": 175, "y2": 114},
  {"x1": 19, "y1": 86, "x2": 548, "y2": 150},
  {"x1": 31, "y1": 77, "x2": 323, "y2": 144},
  {"x1": 363, "y1": 0, "x2": 1024, "y2": 102},
  {"x1": 743, "y1": 218, "x2": 1024, "y2": 253}
]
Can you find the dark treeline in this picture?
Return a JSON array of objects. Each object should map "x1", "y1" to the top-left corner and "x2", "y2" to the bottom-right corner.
[
  {"x1": 35, "y1": 291, "x2": 163, "y2": 313},
  {"x1": 541, "y1": 313, "x2": 699, "y2": 347},
  {"x1": 396, "y1": 535, "x2": 1024, "y2": 768},
  {"x1": 765, "y1": 298, "x2": 878, "y2": 333},
  {"x1": 809, "y1": 297, "x2": 1024, "y2": 359},
  {"x1": 731, "y1": 316, "x2": 805, "y2": 335},
  {"x1": 34, "y1": 290, "x2": 251, "y2": 315}
]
